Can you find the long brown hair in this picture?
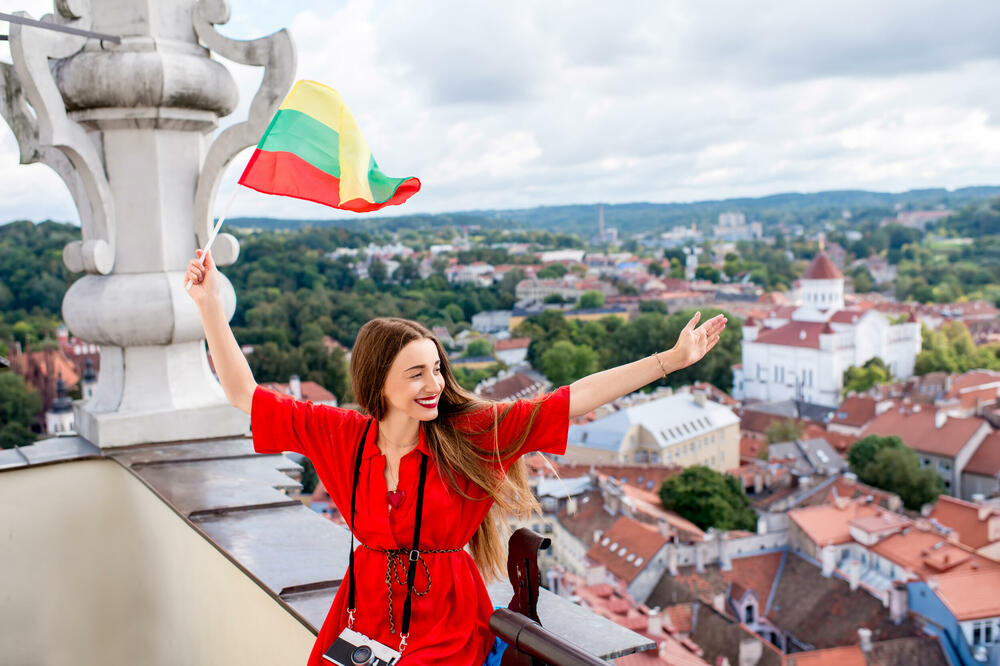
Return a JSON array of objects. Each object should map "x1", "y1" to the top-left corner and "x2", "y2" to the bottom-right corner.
[{"x1": 350, "y1": 317, "x2": 544, "y2": 581}]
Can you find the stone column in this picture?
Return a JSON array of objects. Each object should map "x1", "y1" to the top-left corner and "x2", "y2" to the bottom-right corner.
[{"x1": 2, "y1": 0, "x2": 294, "y2": 447}]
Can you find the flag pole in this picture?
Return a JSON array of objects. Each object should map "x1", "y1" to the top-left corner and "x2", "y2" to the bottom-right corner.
[{"x1": 185, "y1": 187, "x2": 239, "y2": 291}]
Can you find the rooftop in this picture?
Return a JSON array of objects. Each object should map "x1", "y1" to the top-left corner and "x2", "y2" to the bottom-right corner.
[
  {"x1": 928, "y1": 495, "x2": 1000, "y2": 549},
  {"x1": 869, "y1": 528, "x2": 1000, "y2": 579},
  {"x1": 861, "y1": 407, "x2": 987, "y2": 458},
  {"x1": 586, "y1": 516, "x2": 668, "y2": 583},
  {"x1": 830, "y1": 396, "x2": 877, "y2": 428},
  {"x1": 801, "y1": 252, "x2": 844, "y2": 280},
  {"x1": 754, "y1": 321, "x2": 832, "y2": 349},
  {"x1": 963, "y1": 430, "x2": 1000, "y2": 477},
  {"x1": 788, "y1": 499, "x2": 881, "y2": 546}
]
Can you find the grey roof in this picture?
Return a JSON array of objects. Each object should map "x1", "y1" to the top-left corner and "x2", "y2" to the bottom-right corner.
[
  {"x1": 535, "y1": 476, "x2": 592, "y2": 499},
  {"x1": 744, "y1": 399, "x2": 835, "y2": 424},
  {"x1": 768, "y1": 438, "x2": 847, "y2": 476},
  {"x1": 567, "y1": 392, "x2": 739, "y2": 454}
]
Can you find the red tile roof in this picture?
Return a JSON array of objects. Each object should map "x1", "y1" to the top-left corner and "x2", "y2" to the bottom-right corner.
[
  {"x1": 870, "y1": 528, "x2": 999, "y2": 579},
  {"x1": 741, "y1": 436, "x2": 766, "y2": 459},
  {"x1": 802, "y1": 424, "x2": 857, "y2": 453},
  {"x1": 831, "y1": 396, "x2": 877, "y2": 428},
  {"x1": 494, "y1": 336, "x2": 531, "y2": 351},
  {"x1": 586, "y1": 516, "x2": 668, "y2": 583},
  {"x1": 802, "y1": 252, "x2": 844, "y2": 280},
  {"x1": 662, "y1": 603, "x2": 694, "y2": 633},
  {"x1": 727, "y1": 551, "x2": 784, "y2": 604},
  {"x1": 261, "y1": 380, "x2": 336, "y2": 403},
  {"x1": 933, "y1": 569, "x2": 1000, "y2": 620},
  {"x1": 928, "y1": 495, "x2": 1000, "y2": 549},
  {"x1": 828, "y1": 309, "x2": 866, "y2": 324},
  {"x1": 788, "y1": 499, "x2": 881, "y2": 546},
  {"x1": 964, "y1": 430, "x2": 1000, "y2": 477},
  {"x1": 861, "y1": 407, "x2": 987, "y2": 458},
  {"x1": 787, "y1": 645, "x2": 866, "y2": 666},
  {"x1": 755, "y1": 321, "x2": 830, "y2": 349}
]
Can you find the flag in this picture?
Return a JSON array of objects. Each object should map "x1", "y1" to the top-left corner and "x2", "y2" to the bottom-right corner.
[{"x1": 238, "y1": 80, "x2": 420, "y2": 213}]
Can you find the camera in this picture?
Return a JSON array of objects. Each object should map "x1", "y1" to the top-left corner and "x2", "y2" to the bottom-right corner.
[{"x1": 323, "y1": 627, "x2": 401, "y2": 665}]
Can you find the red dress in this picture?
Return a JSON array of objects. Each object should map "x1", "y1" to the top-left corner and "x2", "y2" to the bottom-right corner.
[{"x1": 250, "y1": 384, "x2": 570, "y2": 665}]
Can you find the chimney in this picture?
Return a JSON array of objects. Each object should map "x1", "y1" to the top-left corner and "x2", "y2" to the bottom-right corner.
[
  {"x1": 657, "y1": 518, "x2": 672, "y2": 538},
  {"x1": 848, "y1": 559, "x2": 861, "y2": 591},
  {"x1": 858, "y1": 627, "x2": 872, "y2": 653},
  {"x1": 594, "y1": 529, "x2": 603, "y2": 544},
  {"x1": 646, "y1": 607, "x2": 663, "y2": 637},
  {"x1": 719, "y1": 533, "x2": 732, "y2": 572},
  {"x1": 694, "y1": 392, "x2": 707, "y2": 408},
  {"x1": 566, "y1": 497, "x2": 578, "y2": 516},
  {"x1": 712, "y1": 593, "x2": 726, "y2": 613},
  {"x1": 585, "y1": 564, "x2": 606, "y2": 586},
  {"x1": 821, "y1": 544, "x2": 836, "y2": 577},
  {"x1": 289, "y1": 374, "x2": 302, "y2": 400},
  {"x1": 889, "y1": 583, "x2": 907, "y2": 624},
  {"x1": 695, "y1": 541, "x2": 706, "y2": 573},
  {"x1": 667, "y1": 543, "x2": 679, "y2": 576},
  {"x1": 738, "y1": 637, "x2": 763, "y2": 666},
  {"x1": 935, "y1": 411, "x2": 947, "y2": 429},
  {"x1": 753, "y1": 472, "x2": 763, "y2": 495}
]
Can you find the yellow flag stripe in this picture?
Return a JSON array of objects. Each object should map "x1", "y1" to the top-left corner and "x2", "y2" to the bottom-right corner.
[{"x1": 278, "y1": 80, "x2": 375, "y2": 203}]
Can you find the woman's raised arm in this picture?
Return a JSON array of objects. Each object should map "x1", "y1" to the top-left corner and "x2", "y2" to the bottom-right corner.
[
  {"x1": 567, "y1": 312, "x2": 726, "y2": 419},
  {"x1": 185, "y1": 249, "x2": 257, "y2": 414}
]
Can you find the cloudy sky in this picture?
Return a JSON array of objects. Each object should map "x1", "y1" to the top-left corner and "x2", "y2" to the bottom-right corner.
[{"x1": 4, "y1": 0, "x2": 1000, "y2": 223}]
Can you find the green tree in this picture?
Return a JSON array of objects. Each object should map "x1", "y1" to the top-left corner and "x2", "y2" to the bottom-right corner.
[
  {"x1": 848, "y1": 434, "x2": 905, "y2": 472},
  {"x1": 540, "y1": 340, "x2": 598, "y2": 386},
  {"x1": 577, "y1": 290, "x2": 606, "y2": 310},
  {"x1": 915, "y1": 322, "x2": 1000, "y2": 375},
  {"x1": 537, "y1": 263, "x2": 568, "y2": 279},
  {"x1": 765, "y1": 419, "x2": 803, "y2": 444},
  {"x1": 368, "y1": 259, "x2": 387, "y2": 285},
  {"x1": 0, "y1": 373, "x2": 41, "y2": 441},
  {"x1": 842, "y1": 357, "x2": 892, "y2": 395},
  {"x1": 443, "y1": 303, "x2": 466, "y2": 324},
  {"x1": 695, "y1": 265, "x2": 721, "y2": 283},
  {"x1": 849, "y1": 436, "x2": 942, "y2": 510},
  {"x1": 659, "y1": 466, "x2": 756, "y2": 531},
  {"x1": 848, "y1": 434, "x2": 942, "y2": 509},
  {"x1": 0, "y1": 422, "x2": 36, "y2": 449},
  {"x1": 464, "y1": 338, "x2": 494, "y2": 358}
]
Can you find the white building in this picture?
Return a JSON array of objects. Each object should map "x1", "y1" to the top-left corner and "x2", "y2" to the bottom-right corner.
[
  {"x1": 564, "y1": 391, "x2": 740, "y2": 472},
  {"x1": 734, "y1": 253, "x2": 921, "y2": 408}
]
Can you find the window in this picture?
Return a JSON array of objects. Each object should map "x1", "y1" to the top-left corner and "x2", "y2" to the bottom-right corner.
[
  {"x1": 974, "y1": 623, "x2": 983, "y2": 645},
  {"x1": 745, "y1": 603, "x2": 756, "y2": 624}
]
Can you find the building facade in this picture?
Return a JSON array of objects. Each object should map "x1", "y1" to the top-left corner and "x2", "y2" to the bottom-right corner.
[{"x1": 735, "y1": 253, "x2": 921, "y2": 408}]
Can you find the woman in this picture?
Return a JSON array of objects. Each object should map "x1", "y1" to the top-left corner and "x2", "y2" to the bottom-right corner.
[{"x1": 186, "y1": 249, "x2": 726, "y2": 665}]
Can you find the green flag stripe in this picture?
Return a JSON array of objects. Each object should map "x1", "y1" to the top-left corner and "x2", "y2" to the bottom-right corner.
[
  {"x1": 258, "y1": 109, "x2": 342, "y2": 179},
  {"x1": 257, "y1": 109, "x2": 412, "y2": 204}
]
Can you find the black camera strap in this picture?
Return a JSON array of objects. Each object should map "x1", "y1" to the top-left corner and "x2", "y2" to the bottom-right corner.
[{"x1": 346, "y1": 417, "x2": 430, "y2": 645}]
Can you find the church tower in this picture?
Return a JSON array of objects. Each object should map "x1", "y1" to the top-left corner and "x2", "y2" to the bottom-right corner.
[{"x1": 797, "y1": 252, "x2": 844, "y2": 317}]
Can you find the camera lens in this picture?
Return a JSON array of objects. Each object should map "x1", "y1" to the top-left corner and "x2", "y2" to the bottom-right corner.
[{"x1": 351, "y1": 645, "x2": 373, "y2": 664}]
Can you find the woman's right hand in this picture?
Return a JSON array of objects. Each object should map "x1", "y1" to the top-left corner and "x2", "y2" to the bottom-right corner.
[{"x1": 185, "y1": 249, "x2": 220, "y2": 305}]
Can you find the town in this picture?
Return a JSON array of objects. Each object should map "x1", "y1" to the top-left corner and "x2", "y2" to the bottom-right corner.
[{"x1": 4, "y1": 195, "x2": 998, "y2": 665}]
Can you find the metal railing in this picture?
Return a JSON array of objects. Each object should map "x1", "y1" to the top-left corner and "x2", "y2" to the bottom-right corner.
[{"x1": 489, "y1": 528, "x2": 608, "y2": 666}]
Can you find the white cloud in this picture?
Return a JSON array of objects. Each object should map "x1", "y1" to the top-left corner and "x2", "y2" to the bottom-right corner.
[{"x1": 4, "y1": 0, "x2": 1000, "y2": 225}]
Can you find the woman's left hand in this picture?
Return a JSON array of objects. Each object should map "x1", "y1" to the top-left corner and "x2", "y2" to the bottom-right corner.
[{"x1": 670, "y1": 312, "x2": 727, "y2": 369}]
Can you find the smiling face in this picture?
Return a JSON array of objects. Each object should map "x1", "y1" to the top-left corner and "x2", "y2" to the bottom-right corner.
[{"x1": 381, "y1": 337, "x2": 446, "y2": 422}]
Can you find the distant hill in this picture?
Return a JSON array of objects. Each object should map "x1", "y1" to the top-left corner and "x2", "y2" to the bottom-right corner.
[{"x1": 225, "y1": 186, "x2": 1000, "y2": 236}]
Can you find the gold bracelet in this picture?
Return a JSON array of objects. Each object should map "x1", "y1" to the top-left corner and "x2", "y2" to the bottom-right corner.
[{"x1": 653, "y1": 352, "x2": 669, "y2": 378}]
